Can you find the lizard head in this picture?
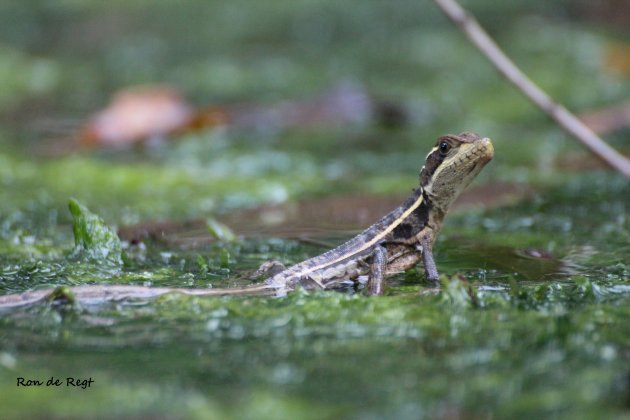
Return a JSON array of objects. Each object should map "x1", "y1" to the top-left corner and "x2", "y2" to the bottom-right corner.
[{"x1": 419, "y1": 132, "x2": 494, "y2": 213}]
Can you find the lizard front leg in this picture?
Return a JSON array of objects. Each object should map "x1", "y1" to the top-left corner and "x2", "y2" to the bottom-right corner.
[
  {"x1": 420, "y1": 235, "x2": 439, "y2": 285},
  {"x1": 367, "y1": 244, "x2": 387, "y2": 296}
]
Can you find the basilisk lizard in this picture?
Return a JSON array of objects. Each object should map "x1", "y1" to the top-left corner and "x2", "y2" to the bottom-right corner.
[
  {"x1": 0, "y1": 132, "x2": 493, "y2": 308},
  {"x1": 259, "y1": 131, "x2": 494, "y2": 296}
]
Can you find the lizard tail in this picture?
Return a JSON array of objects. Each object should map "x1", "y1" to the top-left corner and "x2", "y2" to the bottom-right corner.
[{"x1": 0, "y1": 282, "x2": 288, "y2": 310}]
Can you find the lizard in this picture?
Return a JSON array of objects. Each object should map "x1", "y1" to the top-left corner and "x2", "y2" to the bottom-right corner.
[
  {"x1": 258, "y1": 131, "x2": 494, "y2": 296},
  {"x1": 0, "y1": 132, "x2": 493, "y2": 308}
]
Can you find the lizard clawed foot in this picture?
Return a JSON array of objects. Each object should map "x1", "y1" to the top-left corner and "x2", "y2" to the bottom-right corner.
[
  {"x1": 426, "y1": 275, "x2": 440, "y2": 287},
  {"x1": 250, "y1": 260, "x2": 287, "y2": 280}
]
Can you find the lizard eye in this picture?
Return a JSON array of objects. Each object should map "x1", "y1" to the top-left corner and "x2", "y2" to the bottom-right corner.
[{"x1": 439, "y1": 141, "x2": 451, "y2": 155}]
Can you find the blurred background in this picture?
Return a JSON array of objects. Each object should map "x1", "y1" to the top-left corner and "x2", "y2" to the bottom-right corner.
[{"x1": 0, "y1": 0, "x2": 628, "y2": 223}]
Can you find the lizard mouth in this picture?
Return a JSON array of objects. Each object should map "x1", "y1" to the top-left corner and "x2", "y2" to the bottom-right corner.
[
  {"x1": 464, "y1": 161, "x2": 482, "y2": 177},
  {"x1": 478, "y1": 137, "x2": 494, "y2": 163}
]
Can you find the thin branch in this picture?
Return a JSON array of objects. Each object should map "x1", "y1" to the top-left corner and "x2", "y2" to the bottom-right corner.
[{"x1": 433, "y1": 0, "x2": 630, "y2": 178}]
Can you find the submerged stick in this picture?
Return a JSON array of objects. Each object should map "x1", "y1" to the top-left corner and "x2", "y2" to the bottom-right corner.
[{"x1": 433, "y1": 0, "x2": 630, "y2": 178}]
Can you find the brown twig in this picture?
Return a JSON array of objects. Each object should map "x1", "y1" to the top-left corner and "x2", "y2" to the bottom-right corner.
[{"x1": 433, "y1": 0, "x2": 630, "y2": 178}]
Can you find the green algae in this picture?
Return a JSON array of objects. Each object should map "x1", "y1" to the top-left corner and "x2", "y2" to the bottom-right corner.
[
  {"x1": 1, "y1": 173, "x2": 629, "y2": 419},
  {"x1": 1, "y1": 275, "x2": 629, "y2": 418},
  {"x1": 68, "y1": 199, "x2": 122, "y2": 267}
]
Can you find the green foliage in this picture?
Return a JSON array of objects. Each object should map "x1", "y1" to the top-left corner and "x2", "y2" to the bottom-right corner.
[
  {"x1": 206, "y1": 218, "x2": 237, "y2": 243},
  {"x1": 68, "y1": 198, "x2": 122, "y2": 267},
  {"x1": 439, "y1": 276, "x2": 473, "y2": 308},
  {"x1": 0, "y1": 46, "x2": 61, "y2": 110}
]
